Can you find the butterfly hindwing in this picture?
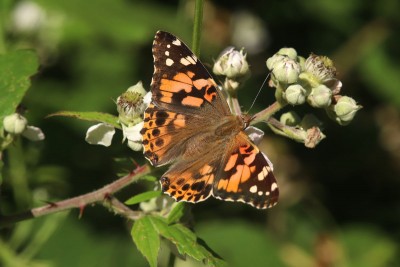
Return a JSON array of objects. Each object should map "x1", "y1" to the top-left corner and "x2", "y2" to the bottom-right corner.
[{"x1": 213, "y1": 132, "x2": 279, "y2": 209}]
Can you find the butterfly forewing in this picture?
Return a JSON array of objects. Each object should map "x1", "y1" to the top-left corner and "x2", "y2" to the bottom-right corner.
[
  {"x1": 151, "y1": 31, "x2": 230, "y2": 115},
  {"x1": 142, "y1": 31, "x2": 279, "y2": 209}
]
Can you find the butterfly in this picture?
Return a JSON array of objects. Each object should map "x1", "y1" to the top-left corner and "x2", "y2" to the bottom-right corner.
[{"x1": 141, "y1": 31, "x2": 279, "y2": 209}]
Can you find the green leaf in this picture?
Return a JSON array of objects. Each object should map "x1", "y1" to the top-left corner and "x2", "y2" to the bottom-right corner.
[
  {"x1": 131, "y1": 216, "x2": 160, "y2": 267},
  {"x1": 0, "y1": 50, "x2": 39, "y2": 122},
  {"x1": 167, "y1": 202, "x2": 186, "y2": 224},
  {"x1": 140, "y1": 175, "x2": 157, "y2": 182},
  {"x1": 125, "y1": 191, "x2": 162, "y2": 205},
  {"x1": 48, "y1": 111, "x2": 120, "y2": 129},
  {"x1": 149, "y1": 216, "x2": 226, "y2": 267}
]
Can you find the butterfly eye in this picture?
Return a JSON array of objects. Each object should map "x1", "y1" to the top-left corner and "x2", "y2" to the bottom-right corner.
[{"x1": 241, "y1": 114, "x2": 252, "y2": 129}]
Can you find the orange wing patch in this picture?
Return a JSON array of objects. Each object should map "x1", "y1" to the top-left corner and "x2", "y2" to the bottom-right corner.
[
  {"x1": 213, "y1": 132, "x2": 279, "y2": 209},
  {"x1": 141, "y1": 104, "x2": 186, "y2": 166},
  {"x1": 161, "y1": 162, "x2": 216, "y2": 203}
]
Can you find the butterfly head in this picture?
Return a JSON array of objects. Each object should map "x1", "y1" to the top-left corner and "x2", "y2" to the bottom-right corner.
[{"x1": 241, "y1": 114, "x2": 253, "y2": 129}]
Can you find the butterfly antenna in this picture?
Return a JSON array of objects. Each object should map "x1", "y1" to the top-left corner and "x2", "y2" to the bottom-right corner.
[{"x1": 248, "y1": 73, "x2": 270, "y2": 113}]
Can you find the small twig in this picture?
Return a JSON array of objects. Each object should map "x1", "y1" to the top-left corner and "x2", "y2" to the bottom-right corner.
[
  {"x1": 0, "y1": 164, "x2": 151, "y2": 228},
  {"x1": 266, "y1": 117, "x2": 325, "y2": 148},
  {"x1": 230, "y1": 95, "x2": 242, "y2": 115},
  {"x1": 251, "y1": 101, "x2": 286, "y2": 125},
  {"x1": 104, "y1": 196, "x2": 143, "y2": 221}
]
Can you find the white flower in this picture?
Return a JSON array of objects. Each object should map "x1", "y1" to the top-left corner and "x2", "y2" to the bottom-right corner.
[
  {"x1": 22, "y1": 126, "x2": 45, "y2": 141},
  {"x1": 3, "y1": 113, "x2": 45, "y2": 141},
  {"x1": 117, "y1": 81, "x2": 148, "y2": 126},
  {"x1": 122, "y1": 122, "x2": 144, "y2": 151},
  {"x1": 12, "y1": 1, "x2": 46, "y2": 33},
  {"x1": 85, "y1": 123, "x2": 115, "y2": 147}
]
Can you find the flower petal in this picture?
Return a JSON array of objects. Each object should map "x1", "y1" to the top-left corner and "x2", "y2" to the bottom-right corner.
[
  {"x1": 123, "y1": 122, "x2": 143, "y2": 142},
  {"x1": 22, "y1": 126, "x2": 45, "y2": 141},
  {"x1": 85, "y1": 123, "x2": 115, "y2": 146}
]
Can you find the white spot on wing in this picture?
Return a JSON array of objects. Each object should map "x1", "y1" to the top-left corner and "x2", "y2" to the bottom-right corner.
[
  {"x1": 257, "y1": 171, "x2": 264, "y2": 181},
  {"x1": 271, "y1": 182, "x2": 278, "y2": 191},
  {"x1": 258, "y1": 191, "x2": 263, "y2": 196},
  {"x1": 180, "y1": 56, "x2": 197, "y2": 66},
  {"x1": 167, "y1": 44, "x2": 171, "y2": 48},
  {"x1": 172, "y1": 39, "x2": 181, "y2": 46},
  {"x1": 180, "y1": 57, "x2": 191, "y2": 66},
  {"x1": 249, "y1": 185, "x2": 257, "y2": 193},
  {"x1": 166, "y1": 58, "x2": 174, "y2": 66},
  {"x1": 262, "y1": 166, "x2": 269, "y2": 178},
  {"x1": 165, "y1": 51, "x2": 169, "y2": 56}
]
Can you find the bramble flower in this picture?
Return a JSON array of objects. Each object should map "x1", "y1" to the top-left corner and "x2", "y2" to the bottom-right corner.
[
  {"x1": 304, "y1": 54, "x2": 337, "y2": 84},
  {"x1": 85, "y1": 82, "x2": 150, "y2": 151},
  {"x1": 117, "y1": 81, "x2": 148, "y2": 126},
  {"x1": 300, "y1": 54, "x2": 338, "y2": 95},
  {"x1": 3, "y1": 113, "x2": 45, "y2": 141}
]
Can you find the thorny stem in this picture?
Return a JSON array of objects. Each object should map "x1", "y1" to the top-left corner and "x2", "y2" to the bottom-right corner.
[{"x1": 0, "y1": 164, "x2": 151, "y2": 228}]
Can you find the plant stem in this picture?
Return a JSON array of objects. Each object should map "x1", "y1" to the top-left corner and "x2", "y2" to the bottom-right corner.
[
  {"x1": 0, "y1": 164, "x2": 151, "y2": 228},
  {"x1": 251, "y1": 101, "x2": 286, "y2": 125},
  {"x1": 8, "y1": 138, "x2": 31, "y2": 209},
  {"x1": 191, "y1": 0, "x2": 204, "y2": 55}
]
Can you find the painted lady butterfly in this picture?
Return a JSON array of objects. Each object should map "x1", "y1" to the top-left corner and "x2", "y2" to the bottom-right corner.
[{"x1": 141, "y1": 31, "x2": 279, "y2": 209}]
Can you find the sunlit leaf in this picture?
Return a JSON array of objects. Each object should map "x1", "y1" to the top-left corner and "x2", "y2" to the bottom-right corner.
[
  {"x1": 149, "y1": 216, "x2": 226, "y2": 267},
  {"x1": 131, "y1": 216, "x2": 160, "y2": 267},
  {"x1": 125, "y1": 191, "x2": 162, "y2": 205},
  {"x1": 167, "y1": 202, "x2": 186, "y2": 224},
  {"x1": 48, "y1": 111, "x2": 120, "y2": 129}
]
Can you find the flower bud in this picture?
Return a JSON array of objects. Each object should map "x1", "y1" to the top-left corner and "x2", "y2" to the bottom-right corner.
[
  {"x1": 270, "y1": 56, "x2": 300, "y2": 84},
  {"x1": 284, "y1": 84, "x2": 307, "y2": 105},
  {"x1": 276, "y1": 47, "x2": 298, "y2": 60},
  {"x1": 300, "y1": 114, "x2": 322, "y2": 130},
  {"x1": 327, "y1": 96, "x2": 361, "y2": 125},
  {"x1": 117, "y1": 81, "x2": 147, "y2": 126},
  {"x1": 3, "y1": 113, "x2": 28, "y2": 134},
  {"x1": 223, "y1": 78, "x2": 240, "y2": 92},
  {"x1": 307, "y1": 85, "x2": 332, "y2": 108},
  {"x1": 280, "y1": 111, "x2": 301, "y2": 126},
  {"x1": 266, "y1": 54, "x2": 284, "y2": 70},
  {"x1": 213, "y1": 47, "x2": 250, "y2": 79}
]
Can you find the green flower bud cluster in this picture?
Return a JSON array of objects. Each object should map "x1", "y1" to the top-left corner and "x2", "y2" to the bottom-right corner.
[
  {"x1": 213, "y1": 47, "x2": 250, "y2": 92},
  {"x1": 266, "y1": 50, "x2": 361, "y2": 125}
]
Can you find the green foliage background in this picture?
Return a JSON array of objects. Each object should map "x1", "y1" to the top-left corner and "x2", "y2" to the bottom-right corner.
[{"x1": 1, "y1": 0, "x2": 400, "y2": 266}]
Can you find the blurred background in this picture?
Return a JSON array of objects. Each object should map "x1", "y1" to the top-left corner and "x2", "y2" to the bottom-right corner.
[{"x1": 1, "y1": 0, "x2": 400, "y2": 266}]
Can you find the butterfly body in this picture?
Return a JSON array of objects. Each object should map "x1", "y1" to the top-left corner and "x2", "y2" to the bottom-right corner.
[{"x1": 141, "y1": 31, "x2": 279, "y2": 209}]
